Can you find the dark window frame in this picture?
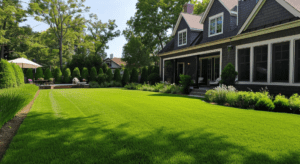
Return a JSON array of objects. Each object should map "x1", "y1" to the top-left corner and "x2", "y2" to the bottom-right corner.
[
  {"x1": 238, "y1": 48, "x2": 250, "y2": 81},
  {"x1": 253, "y1": 45, "x2": 268, "y2": 82},
  {"x1": 295, "y1": 40, "x2": 300, "y2": 82},
  {"x1": 272, "y1": 42, "x2": 290, "y2": 83}
]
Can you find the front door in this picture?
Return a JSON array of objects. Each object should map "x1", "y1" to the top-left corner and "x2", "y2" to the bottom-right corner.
[{"x1": 200, "y1": 57, "x2": 220, "y2": 85}]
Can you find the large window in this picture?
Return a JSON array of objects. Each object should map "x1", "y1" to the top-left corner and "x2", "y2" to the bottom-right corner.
[
  {"x1": 209, "y1": 13, "x2": 223, "y2": 37},
  {"x1": 178, "y1": 29, "x2": 187, "y2": 46},
  {"x1": 295, "y1": 40, "x2": 300, "y2": 82},
  {"x1": 238, "y1": 48, "x2": 250, "y2": 81},
  {"x1": 254, "y1": 45, "x2": 268, "y2": 82},
  {"x1": 272, "y1": 42, "x2": 290, "y2": 82}
]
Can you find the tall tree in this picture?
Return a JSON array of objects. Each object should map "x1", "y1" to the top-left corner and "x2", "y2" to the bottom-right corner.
[
  {"x1": 29, "y1": 0, "x2": 90, "y2": 70},
  {"x1": 191, "y1": 0, "x2": 210, "y2": 15}
]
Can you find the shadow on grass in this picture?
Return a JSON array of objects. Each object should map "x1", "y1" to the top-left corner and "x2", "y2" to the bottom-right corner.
[
  {"x1": 1, "y1": 112, "x2": 300, "y2": 164},
  {"x1": 148, "y1": 93, "x2": 205, "y2": 100}
]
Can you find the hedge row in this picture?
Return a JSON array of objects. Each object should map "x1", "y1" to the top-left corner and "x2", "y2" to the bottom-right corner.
[{"x1": 0, "y1": 59, "x2": 25, "y2": 89}]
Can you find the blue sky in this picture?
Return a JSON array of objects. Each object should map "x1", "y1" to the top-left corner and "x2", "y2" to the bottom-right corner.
[{"x1": 20, "y1": 0, "x2": 202, "y2": 58}]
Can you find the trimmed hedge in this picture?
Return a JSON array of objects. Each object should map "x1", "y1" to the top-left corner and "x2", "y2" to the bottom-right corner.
[
  {"x1": 54, "y1": 68, "x2": 62, "y2": 84},
  {"x1": 81, "y1": 67, "x2": 89, "y2": 81},
  {"x1": 35, "y1": 67, "x2": 44, "y2": 80},
  {"x1": 106, "y1": 68, "x2": 113, "y2": 82},
  {"x1": 90, "y1": 67, "x2": 97, "y2": 82},
  {"x1": 102, "y1": 63, "x2": 108, "y2": 74},
  {"x1": 130, "y1": 68, "x2": 138, "y2": 83},
  {"x1": 26, "y1": 68, "x2": 33, "y2": 80},
  {"x1": 11, "y1": 63, "x2": 24, "y2": 86},
  {"x1": 44, "y1": 68, "x2": 52, "y2": 80},
  {"x1": 64, "y1": 68, "x2": 71, "y2": 83},
  {"x1": 0, "y1": 59, "x2": 17, "y2": 89},
  {"x1": 122, "y1": 69, "x2": 130, "y2": 86},
  {"x1": 0, "y1": 84, "x2": 39, "y2": 128},
  {"x1": 72, "y1": 67, "x2": 80, "y2": 79},
  {"x1": 113, "y1": 69, "x2": 121, "y2": 82}
]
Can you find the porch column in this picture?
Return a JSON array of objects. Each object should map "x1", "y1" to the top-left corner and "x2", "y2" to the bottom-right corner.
[
  {"x1": 173, "y1": 59, "x2": 177, "y2": 84},
  {"x1": 196, "y1": 56, "x2": 199, "y2": 87}
]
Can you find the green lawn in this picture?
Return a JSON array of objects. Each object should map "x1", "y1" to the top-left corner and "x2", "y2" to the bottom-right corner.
[{"x1": 1, "y1": 89, "x2": 300, "y2": 164}]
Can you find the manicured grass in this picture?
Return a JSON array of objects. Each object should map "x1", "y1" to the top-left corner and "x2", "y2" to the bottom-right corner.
[{"x1": 1, "y1": 89, "x2": 300, "y2": 163}]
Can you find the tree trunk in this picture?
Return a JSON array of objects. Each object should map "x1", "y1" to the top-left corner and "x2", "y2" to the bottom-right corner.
[
  {"x1": 157, "y1": 34, "x2": 164, "y2": 50},
  {"x1": 59, "y1": 38, "x2": 63, "y2": 70}
]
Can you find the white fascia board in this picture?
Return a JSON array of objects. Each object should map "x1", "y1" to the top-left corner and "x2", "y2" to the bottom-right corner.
[
  {"x1": 276, "y1": 0, "x2": 300, "y2": 17},
  {"x1": 172, "y1": 14, "x2": 183, "y2": 36},
  {"x1": 200, "y1": 0, "x2": 215, "y2": 24}
]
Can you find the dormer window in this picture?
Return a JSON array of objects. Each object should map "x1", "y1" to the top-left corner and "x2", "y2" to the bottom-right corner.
[
  {"x1": 209, "y1": 12, "x2": 224, "y2": 37},
  {"x1": 178, "y1": 29, "x2": 187, "y2": 47}
]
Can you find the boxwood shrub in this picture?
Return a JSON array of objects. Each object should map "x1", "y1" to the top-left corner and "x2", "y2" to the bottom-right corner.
[
  {"x1": 11, "y1": 63, "x2": 24, "y2": 86},
  {"x1": 53, "y1": 68, "x2": 62, "y2": 84},
  {"x1": 72, "y1": 67, "x2": 80, "y2": 79},
  {"x1": 26, "y1": 68, "x2": 33, "y2": 80},
  {"x1": 64, "y1": 68, "x2": 71, "y2": 83},
  {"x1": 273, "y1": 95, "x2": 291, "y2": 113},
  {"x1": 35, "y1": 67, "x2": 44, "y2": 80},
  {"x1": 0, "y1": 59, "x2": 17, "y2": 88},
  {"x1": 90, "y1": 67, "x2": 97, "y2": 82},
  {"x1": 81, "y1": 67, "x2": 89, "y2": 81},
  {"x1": 44, "y1": 68, "x2": 52, "y2": 80},
  {"x1": 255, "y1": 98, "x2": 275, "y2": 111}
]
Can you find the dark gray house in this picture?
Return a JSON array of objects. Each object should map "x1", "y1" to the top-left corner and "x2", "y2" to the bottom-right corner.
[{"x1": 159, "y1": 0, "x2": 300, "y2": 95}]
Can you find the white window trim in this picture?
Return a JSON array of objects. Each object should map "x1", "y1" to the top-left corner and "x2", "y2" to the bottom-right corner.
[
  {"x1": 162, "y1": 49, "x2": 222, "y2": 82},
  {"x1": 178, "y1": 29, "x2": 187, "y2": 47},
  {"x1": 177, "y1": 62, "x2": 185, "y2": 75},
  {"x1": 235, "y1": 33, "x2": 300, "y2": 86},
  {"x1": 208, "y1": 12, "x2": 224, "y2": 37}
]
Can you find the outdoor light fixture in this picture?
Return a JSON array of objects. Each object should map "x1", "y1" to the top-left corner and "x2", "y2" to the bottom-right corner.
[{"x1": 188, "y1": 63, "x2": 191, "y2": 65}]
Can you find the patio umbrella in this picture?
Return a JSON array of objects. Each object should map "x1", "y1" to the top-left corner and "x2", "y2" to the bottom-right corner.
[{"x1": 8, "y1": 57, "x2": 42, "y2": 69}]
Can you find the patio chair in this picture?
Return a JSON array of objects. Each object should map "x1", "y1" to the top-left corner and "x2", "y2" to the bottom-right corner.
[{"x1": 198, "y1": 77, "x2": 204, "y2": 84}]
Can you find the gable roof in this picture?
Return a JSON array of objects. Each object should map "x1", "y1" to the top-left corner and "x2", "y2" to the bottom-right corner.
[
  {"x1": 104, "y1": 58, "x2": 126, "y2": 67},
  {"x1": 200, "y1": 0, "x2": 238, "y2": 24},
  {"x1": 172, "y1": 13, "x2": 203, "y2": 36},
  {"x1": 238, "y1": 0, "x2": 300, "y2": 34}
]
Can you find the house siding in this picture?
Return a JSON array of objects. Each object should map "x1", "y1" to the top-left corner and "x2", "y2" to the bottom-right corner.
[
  {"x1": 230, "y1": 16, "x2": 237, "y2": 30},
  {"x1": 237, "y1": 0, "x2": 257, "y2": 29},
  {"x1": 174, "y1": 18, "x2": 191, "y2": 50},
  {"x1": 247, "y1": 0, "x2": 295, "y2": 30}
]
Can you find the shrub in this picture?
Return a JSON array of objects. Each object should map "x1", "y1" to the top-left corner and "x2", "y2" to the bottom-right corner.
[
  {"x1": 130, "y1": 67, "x2": 138, "y2": 83},
  {"x1": 99, "y1": 81, "x2": 109, "y2": 88},
  {"x1": 124, "y1": 83, "x2": 138, "y2": 90},
  {"x1": 148, "y1": 73, "x2": 160, "y2": 85},
  {"x1": 255, "y1": 98, "x2": 275, "y2": 111},
  {"x1": 81, "y1": 67, "x2": 89, "y2": 81},
  {"x1": 114, "y1": 69, "x2": 122, "y2": 82},
  {"x1": 89, "y1": 81, "x2": 100, "y2": 88},
  {"x1": 106, "y1": 68, "x2": 113, "y2": 82},
  {"x1": 44, "y1": 68, "x2": 52, "y2": 80},
  {"x1": 220, "y1": 63, "x2": 238, "y2": 86},
  {"x1": 90, "y1": 67, "x2": 97, "y2": 82},
  {"x1": 102, "y1": 63, "x2": 108, "y2": 73},
  {"x1": 0, "y1": 84, "x2": 39, "y2": 128},
  {"x1": 226, "y1": 91, "x2": 238, "y2": 107},
  {"x1": 35, "y1": 67, "x2": 43, "y2": 80},
  {"x1": 0, "y1": 59, "x2": 17, "y2": 88},
  {"x1": 148, "y1": 65, "x2": 153, "y2": 75},
  {"x1": 289, "y1": 94, "x2": 300, "y2": 114},
  {"x1": 140, "y1": 67, "x2": 148, "y2": 84},
  {"x1": 122, "y1": 69, "x2": 130, "y2": 86},
  {"x1": 160, "y1": 85, "x2": 174, "y2": 94},
  {"x1": 97, "y1": 74, "x2": 107, "y2": 84},
  {"x1": 153, "y1": 66, "x2": 159, "y2": 74},
  {"x1": 63, "y1": 68, "x2": 71, "y2": 83},
  {"x1": 273, "y1": 95, "x2": 291, "y2": 113},
  {"x1": 205, "y1": 90, "x2": 217, "y2": 102},
  {"x1": 53, "y1": 68, "x2": 62, "y2": 84},
  {"x1": 12, "y1": 63, "x2": 24, "y2": 86},
  {"x1": 72, "y1": 67, "x2": 80, "y2": 79},
  {"x1": 26, "y1": 68, "x2": 33, "y2": 80},
  {"x1": 98, "y1": 68, "x2": 103, "y2": 74},
  {"x1": 179, "y1": 74, "x2": 192, "y2": 94}
]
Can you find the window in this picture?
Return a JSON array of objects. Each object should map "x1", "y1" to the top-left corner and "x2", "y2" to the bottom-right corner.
[
  {"x1": 295, "y1": 40, "x2": 300, "y2": 82},
  {"x1": 177, "y1": 62, "x2": 185, "y2": 75},
  {"x1": 178, "y1": 29, "x2": 187, "y2": 46},
  {"x1": 209, "y1": 13, "x2": 223, "y2": 37},
  {"x1": 272, "y1": 42, "x2": 289, "y2": 82},
  {"x1": 253, "y1": 45, "x2": 268, "y2": 82},
  {"x1": 238, "y1": 48, "x2": 250, "y2": 81}
]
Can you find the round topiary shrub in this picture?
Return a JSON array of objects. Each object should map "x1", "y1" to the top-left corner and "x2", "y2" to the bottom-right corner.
[
  {"x1": 72, "y1": 67, "x2": 80, "y2": 79},
  {"x1": 26, "y1": 68, "x2": 33, "y2": 80},
  {"x1": 90, "y1": 67, "x2": 97, "y2": 82},
  {"x1": 113, "y1": 69, "x2": 121, "y2": 82},
  {"x1": 130, "y1": 67, "x2": 138, "y2": 83},
  {"x1": 53, "y1": 68, "x2": 62, "y2": 84},
  {"x1": 35, "y1": 67, "x2": 44, "y2": 80},
  {"x1": 140, "y1": 67, "x2": 148, "y2": 84},
  {"x1": 11, "y1": 63, "x2": 24, "y2": 86},
  {"x1": 122, "y1": 69, "x2": 130, "y2": 86},
  {"x1": 98, "y1": 68, "x2": 103, "y2": 74},
  {"x1": 81, "y1": 67, "x2": 89, "y2": 81},
  {"x1": 255, "y1": 98, "x2": 275, "y2": 111},
  {"x1": 106, "y1": 68, "x2": 113, "y2": 82},
  {"x1": 179, "y1": 74, "x2": 192, "y2": 94},
  {"x1": 44, "y1": 68, "x2": 52, "y2": 80},
  {"x1": 0, "y1": 59, "x2": 17, "y2": 88},
  {"x1": 220, "y1": 63, "x2": 238, "y2": 86},
  {"x1": 64, "y1": 68, "x2": 71, "y2": 83},
  {"x1": 273, "y1": 95, "x2": 291, "y2": 113},
  {"x1": 148, "y1": 73, "x2": 160, "y2": 85}
]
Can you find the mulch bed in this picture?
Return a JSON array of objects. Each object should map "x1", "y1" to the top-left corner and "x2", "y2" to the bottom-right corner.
[{"x1": 0, "y1": 90, "x2": 40, "y2": 161}]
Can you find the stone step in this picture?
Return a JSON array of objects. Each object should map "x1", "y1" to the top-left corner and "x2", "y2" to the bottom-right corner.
[{"x1": 188, "y1": 95, "x2": 205, "y2": 98}]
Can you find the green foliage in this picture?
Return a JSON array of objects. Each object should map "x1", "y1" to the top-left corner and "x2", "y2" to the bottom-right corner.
[
  {"x1": 0, "y1": 59, "x2": 17, "y2": 89},
  {"x1": 179, "y1": 74, "x2": 192, "y2": 94},
  {"x1": 205, "y1": 90, "x2": 217, "y2": 102},
  {"x1": 130, "y1": 67, "x2": 139, "y2": 83},
  {"x1": 124, "y1": 83, "x2": 139, "y2": 90},
  {"x1": 53, "y1": 68, "x2": 62, "y2": 84},
  {"x1": 148, "y1": 65, "x2": 153, "y2": 75},
  {"x1": 81, "y1": 67, "x2": 89, "y2": 80},
  {"x1": 122, "y1": 69, "x2": 130, "y2": 86},
  {"x1": 97, "y1": 74, "x2": 107, "y2": 84},
  {"x1": 102, "y1": 63, "x2": 108, "y2": 74},
  {"x1": 140, "y1": 67, "x2": 148, "y2": 84},
  {"x1": 63, "y1": 68, "x2": 71, "y2": 83},
  {"x1": 35, "y1": 67, "x2": 44, "y2": 80},
  {"x1": 106, "y1": 68, "x2": 113, "y2": 82},
  {"x1": 89, "y1": 81, "x2": 100, "y2": 88},
  {"x1": 220, "y1": 63, "x2": 238, "y2": 86},
  {"x1": 113, "y1": 69, "x2": 122, "y2": 82},
  {"x1": 11, "y1": 63, "x2": 24, "y2": 86},
  {"x1": 44, "y1": 68, "x2": 52, "y2": 80},
  {"x1": 72, "y1": 67, "x2": 81, "y2": 79},
  {"x1": 90, "y1": 67, "x2": 97, "y2": 82},
  {"x1": 255, "y1": 98, "x2": 275, "y2": 111},
  {"x1": 289, "y1": 94, "x2": 300, "y2": 114},
  {"x1": 98, "y1": 68, "x2": 103, "y2": 74},
  {"x1": 274, "y1": 95, "x2": 291, "y2": 113},
  {"x1": 0, "y1": 84, "x2": 39, "y2": 128},
  {"x1": 26, "y1": 68, "x2": 33, "y2": 80},
  {"x1": 148, "y1": 73, "x2": 160, "y2": 85},
  {"x1": 152, "y1": 66, "x2": 159, "y2": 74},
  {"x1": 191, "y1": 0, "x2": 210, "y2": 15}
]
